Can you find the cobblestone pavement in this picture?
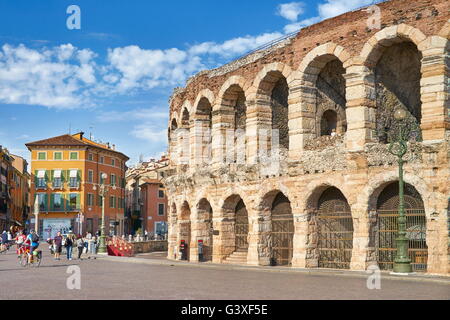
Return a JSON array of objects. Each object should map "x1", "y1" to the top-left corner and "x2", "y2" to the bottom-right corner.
[{"x1": 0, "y1": 249, "x2": 448, "y2": 300}]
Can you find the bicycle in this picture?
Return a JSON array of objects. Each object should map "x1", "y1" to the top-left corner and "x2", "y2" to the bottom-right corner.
[
  {"x1": 0, "y1": 242, "x2": 12, "y2": 254},
  {"x1": 17, "y1": 247, "x2": 42, "y2": 268}
]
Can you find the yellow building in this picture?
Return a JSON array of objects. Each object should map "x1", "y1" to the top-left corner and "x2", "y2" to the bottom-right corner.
[{"x1": 26, "y1": 132, "x2": 129, "y2": 239}]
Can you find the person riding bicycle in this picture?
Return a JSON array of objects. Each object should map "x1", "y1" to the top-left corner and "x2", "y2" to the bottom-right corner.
[
  {"x1": 25, "y1": 230, "x2": 40, "y2": 263},
  {"x1": 15, "y1": 230, "x2": 27, "y2": 254}
]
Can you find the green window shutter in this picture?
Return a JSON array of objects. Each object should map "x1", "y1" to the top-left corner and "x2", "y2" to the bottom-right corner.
[
  {"x1": 44, "y1": 194, "x2": 48, "y2": 211},
  {"x1": 50, "y1": 170, "x2": 54, "y2": 182},
  {"x1": 61, "y1": 170, "x2": 65, "y2": 183},
  {"x1": 77, "y1": 170, "x2": 81, "y2": 182},
  {"x1": 65, "y1": 194, "x2": 69, "y2": 211},
  {"x1": 34, "y1": 170, "x2": 38, "y2": 186},
  {"x1": 50, "y1": 193, "x2": 54, "y2": 211},
  {"x1": 76, "y1": 193, "x2": 81, "y2": 209}
]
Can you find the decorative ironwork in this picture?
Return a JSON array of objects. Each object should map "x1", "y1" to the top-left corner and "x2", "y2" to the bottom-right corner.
[
  {"x1": 376, "y1": 182, "x2": 427, "y2": 272},
  {"x1": 235, "y1": 199, "x2": 248, "y2": 250},
  {"x1": 317, "y1": 187, "x2": 354, "y2": 269},
  {"x1": 271, "y1": 193, "x2": 294, "y2": 266}
]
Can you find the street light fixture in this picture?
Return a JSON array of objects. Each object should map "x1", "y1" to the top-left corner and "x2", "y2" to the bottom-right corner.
[
  {"x1": 95, "y1": 173, "x2": 109, "y2": 254},
  {"x1": 388, "y1": 107, "x2": 413, "y2": 274}
]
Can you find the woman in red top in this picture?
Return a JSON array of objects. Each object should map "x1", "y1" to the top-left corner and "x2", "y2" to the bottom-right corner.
[{"x1": 15, "y1": 230, "x2": 27, "y2": 255}]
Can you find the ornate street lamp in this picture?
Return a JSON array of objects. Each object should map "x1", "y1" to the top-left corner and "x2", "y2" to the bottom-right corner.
[
  {"x1": 94, "y1": 173, "x2": 109, "y2": 254},
  {"x1": 388, "y1": 107, "x2": 413, "y2": 273}
]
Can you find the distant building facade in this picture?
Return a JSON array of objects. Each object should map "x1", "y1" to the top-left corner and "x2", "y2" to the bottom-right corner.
[
  {"x1": 125, "y1": 156, "x2": 168, "y2": 237},
  {"x1": 0, "y1": 147, "x2": 30, "y2": 231},
  {"x1": 26, "y1": 132, "x2": 129, "y2": 239}
]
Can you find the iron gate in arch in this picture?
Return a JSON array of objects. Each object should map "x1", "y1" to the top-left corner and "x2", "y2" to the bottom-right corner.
[
  {"x1": 235, "y1": 200, "x2": 249, "y2": 250},
  {"x1": 271, "y1": 193, "x2": 294, "y2": 266},
  {"x1": 375, "y1": 182, "x2": 427, "y2": 272},
  {"x1": 317, "y1": 188, "x2": 354, "y2": 269}
]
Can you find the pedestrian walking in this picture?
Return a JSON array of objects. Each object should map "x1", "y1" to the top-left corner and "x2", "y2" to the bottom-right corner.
[
  {"x1": 90, "y1": 236, "x2": 97, "y2": 254},
  {"x1": 7, "y1": 231, "x2": 12, "y2": 242},
  {"x1": 1, "y1": 231, "x2": 8, "y2": 251},
  {"x1": 76, "y1": 235, "x2": 84, "y2": 260},
  {"x1": 53, "y1": 231, "x2": 63, "y2": 260},
  {"x1": 65, "y1": 233, "x2": 74, "y2": 260}
]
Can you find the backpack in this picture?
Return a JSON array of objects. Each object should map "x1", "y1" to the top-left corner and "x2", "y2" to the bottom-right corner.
[{"x1": 31, "y1": 233, "x2": 39, "y2": 243}]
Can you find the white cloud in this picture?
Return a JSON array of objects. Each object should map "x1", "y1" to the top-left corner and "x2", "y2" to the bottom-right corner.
[
  {"x1": 131, "y1": 123, "x2": 167, "y2": 144},
  {"x1": 278, "y1": 2, "x2": 305, "y2": 22},
  {"x1": 0, "y1": 44, "x2": 97, "y2": 108},
  {"x1": 318, "y1": 0, "x2": 373, "y2": 19},
  {"x1": 189, "y1": 32, "x2": 283, "y2": 58}
]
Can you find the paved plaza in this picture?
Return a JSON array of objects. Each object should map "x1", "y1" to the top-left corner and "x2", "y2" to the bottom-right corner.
[{"x1": 0, "y1": 248, "x2": 448, "y2": 300}]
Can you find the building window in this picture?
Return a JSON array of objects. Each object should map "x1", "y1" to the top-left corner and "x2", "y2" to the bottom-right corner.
[
  {"x1": 100, "y1": 156, "x2": 104, "y2": 164},
  {"x1": 70, "y1": 152, "x2": 78, "y2": 160},
  {"x1": 54, "y1": 152, "x2": 62, "y2": 160},
  {"x1": 52, "y1": 193, "x2": 63, "y2": 211},
  {"x1": 36, "y1": 170, "x2": 47, "y2": 188},
  {"x1": 53, "y1": 170, "x2": 62, "y2": 188},
  {"x1": 158, "y1": 189, "x2": 164, "y2": 198},
  {"x1": 98, "y1": 195, "x2": 103, "y2": 207},
  {"x1": 88, "y1": 153, "x2": 93, "y2": 161},
  {"x1": 110, "y1": 174, "x2": 116, "y2": 186},
  {"x1": 37, "y1": 193, "x2": 47, "y2": 212},
  {"x1": 69, "y1": 170, "x2": 80, "y2": 188},
  {"x1": 158, "y1": 203, "x2": 165, "y2": 216},
  {"x1": 111, "y1": 159, "x2": 115, "y2": 166},
  {"x1": 88, "y1": 170, "x2": 93, "y2": 183},
  {"x1": 155, "y1": 222, "x2": 167, "y2": 236},
  {"x1": 110, "y1": 196, "x2": 116, "y2": 208},
  {"x1": 87, "y1": 193, "x2": 94, "y2": 206},
  {"x1": 69, "y1": 193, "x2": 79, "y2": 210},
  {"x1": 38, "y1": 152, "x2": 46, "y2": 160}
]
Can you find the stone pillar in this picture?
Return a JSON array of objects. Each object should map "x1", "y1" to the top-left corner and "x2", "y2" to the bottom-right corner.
[
  {"x1": 288, "y1": 78, "x2": 315, "y2": 159},
  {"x1": 213, "y1": 216, "x2": 235, "y2": 263},
  {"x1": 418, "y1": 36, "x2": 449, "y2": 141},
  {"x1": 167, "y1": 218, "x2": 178, "y2": 260},
  {"x1": 247, "y1": 208, "x2": 271, "y2": 266},
  {"x1": 424, "y1": 197, "x2": 449, "y2": 275},
  {"x1": 291, "y1": 211, "x2": 309, "y2": 268},
  {"x1": 344, "y1": 61, "x2": 377, "y2": 152},
  {"x1": 211, "y1": 104, "x2": 233, "y2": 167},
  {"x1": 246, "y1": 95, "x2": 272, "y2": 164},
  {"x1": 349, "y1": 204, "x2": 370, "y2": 271}
]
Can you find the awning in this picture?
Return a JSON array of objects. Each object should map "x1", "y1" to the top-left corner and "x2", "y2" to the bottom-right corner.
[
  {"x1": 54, "y1": 170, "x2": 62, "y2": 178},
  {"x1": 69, "y1": 169, "x2": 78, "y2": 178},
  {"x1": 37, "y1": 170, "x2": 45, "y2": 178}
]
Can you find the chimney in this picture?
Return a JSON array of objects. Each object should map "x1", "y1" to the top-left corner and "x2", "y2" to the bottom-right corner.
[
  {"x1": 79, "y1": 131, "x2": 84, "y2": 140},
  {"x1": 112, "y1": 144, "x2": 116, "y2": 150},
  {"x1": 107, "y1": 142, "x2": 110, "y2": 149}
]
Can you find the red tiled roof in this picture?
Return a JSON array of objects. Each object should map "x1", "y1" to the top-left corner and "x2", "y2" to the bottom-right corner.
[{"x1": 25, "y1": 134, "x2": 129, "y2": 160}]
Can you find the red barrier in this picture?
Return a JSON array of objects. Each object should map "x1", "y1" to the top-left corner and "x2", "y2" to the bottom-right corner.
[{"x1": 106, "y1": 237, "x2": 134, "y2": 257}]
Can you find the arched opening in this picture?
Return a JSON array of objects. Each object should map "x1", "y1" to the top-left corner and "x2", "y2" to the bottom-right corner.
[
  {"x1": 195, "y1": 97, "x2": 212, "y2": 163},
  {"x1": 179, "y1": 108, "x2": 190, "y2": 164},
  {"x1": 222, "y1": 195, "x2": 249, "y2": 264},
  {"x1": 315, "y1": 58, "x2": 347, "y2": 138},
  {"x1": 169, "y1": 119, "x2": 178, "y2": 164},
  {"x1": 257, "y1": 71, "x2": 290, "y2": 156},
  {"x1": 270, "y1": 192, "x2": 293, "y2": 266},
  {"x1": 374, "y1": 42, "x2": 422, "y2": 143},
  {"x1": 374, "y1": 182, "x2": 427, "y2": 272},
  {"x1": 320, "y1": 110, "x2": 338, "y2": 136},
  {"x1": 222, "y1": 85, "x2": 247, "y2": 164},
  {"x1": 196, "y1": 198, "x2": 213, "y2": 262},
  {"x1": 179, "y1": 201, "x2": 191, "y2": 261},
  {"x1": 316, "y1": 187, "x2": 353, "y2": 269}
]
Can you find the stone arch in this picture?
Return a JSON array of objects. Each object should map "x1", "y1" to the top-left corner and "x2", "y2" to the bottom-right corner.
[
  {"x1": 258, "y1": 190, "x2": 294, "y2": 266},
  {"x1": 360, "y1": 24, "x2": 427, "y2": 67},
  {"x1": 191, "y1": 91, "x2": 214, "y2": 165},
  {"x1": 178, "y1": 200, "x2": 191, "y2": 260},
  {"x1": 294, "y1": 43, "x2": 350, "y2": 148},
  {"x1": 194, "y1": 198, "x2": 214, "y2": 262},
  {"x1": 176, "y1": 101, "x2": 192, "y2": 165},
  {"x1": 219, "y1": 194, "x2": 250, "y2": 264},
  {"x1": 251, "y1": 62, "x2": 293, "y2": 156},
  {"x1": 215, "y1": 77, "x2": 248, "y2": 164},
  {"x1": 305, "y1": 185, "x2": 354, "y2": 269}
]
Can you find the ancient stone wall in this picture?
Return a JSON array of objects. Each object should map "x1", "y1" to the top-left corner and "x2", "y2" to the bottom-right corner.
[{"x1": 163, "y1": 0, "x2": 450, "y2": 275}]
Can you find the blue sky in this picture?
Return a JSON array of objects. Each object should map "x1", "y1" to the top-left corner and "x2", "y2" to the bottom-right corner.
[{"x1": 0, "y1": 0, "x2": 375, "y2": 167}]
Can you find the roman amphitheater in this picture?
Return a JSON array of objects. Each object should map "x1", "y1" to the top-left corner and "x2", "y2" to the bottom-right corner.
[{"x1": 162, "y1": 0, "x2": 450, "y2": 275}]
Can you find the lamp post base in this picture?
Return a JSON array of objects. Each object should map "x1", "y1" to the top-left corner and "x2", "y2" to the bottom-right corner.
[{"x1": 393, "y1": 261, "x2": 413, "y2": 274}]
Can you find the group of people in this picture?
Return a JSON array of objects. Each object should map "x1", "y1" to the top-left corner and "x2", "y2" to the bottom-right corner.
[
  {"x1": 0, "y1": 229, "x2": 41, "y2": 264},
  {"x1": 48, "y1": 231, "x2": 98, "y2": 261}
]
